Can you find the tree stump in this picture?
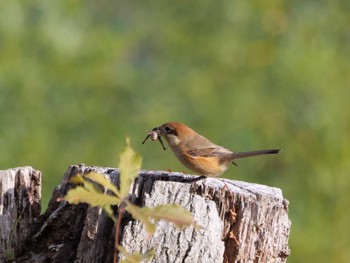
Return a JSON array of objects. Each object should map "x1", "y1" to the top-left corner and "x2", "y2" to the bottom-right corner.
[
  {"x1": 7, "y1": 165, "x2": 290, "y2": 262},
  {"x1": 0, "y1": 167, "x2": 41, "y2": 262}
]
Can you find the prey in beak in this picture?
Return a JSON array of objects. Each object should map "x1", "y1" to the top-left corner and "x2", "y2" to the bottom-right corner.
[{"x1": 142, "y1": 127, "x2": 167, "y2": 150}]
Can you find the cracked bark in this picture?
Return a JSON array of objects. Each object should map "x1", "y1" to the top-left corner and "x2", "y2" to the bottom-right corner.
[
  {"x1": 3, "y1": 165, "x2": 290, "y2": 263},
  {"x1": 0, "y1": 167, "x2": 41, "y2": 262}
]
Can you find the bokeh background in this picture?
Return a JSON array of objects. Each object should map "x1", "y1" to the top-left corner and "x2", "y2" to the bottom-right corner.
[{"x1": 1, "y1": 1, "x2": 349, "y2": 262}]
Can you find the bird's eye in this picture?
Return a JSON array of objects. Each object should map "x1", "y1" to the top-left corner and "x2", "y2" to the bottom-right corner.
[{"x1": 164, "y1": 126, "x2": 171, "y2": 132}]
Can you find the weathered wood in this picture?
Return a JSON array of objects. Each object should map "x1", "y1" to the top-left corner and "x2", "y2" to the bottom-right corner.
[
  {"x1": 16, "y1": 165, "x2": 118, "y2": 263},
  {"x1": 13, "y1": 165, "x2": 290, "y2": 262},
  {"x1": 123, "y1": 171, "x2": 291, "y2": 263},
  {"x1": 0, "y1": 167, "x2": 41, "y2": 262}
]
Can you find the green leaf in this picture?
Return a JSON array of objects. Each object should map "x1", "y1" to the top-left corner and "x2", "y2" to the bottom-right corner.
[
  {"x1": 142, "y1": 204, "x2": 199, "y2": 229},
  {"x1": 118, "y1": 246, "x2": 154, "y2": 263},
  {"x1": 125, "y1": 202, "x2": 156, "y2": 234},
  {"x1": 119, "y1": 138, "x2": 142, "y2": 199},
  {"x1": 69, "y1": 174, "x2": 84, "y2": 184},
  {"x1": 64, "y1": 181, "x2": 121, "y2": 207},
  {"x1": 84, "y1": 172, "x2": 120, "y2": 196},
  {"x1": 103, "y1": 205, "x2": 117, "y2": 222},
  {"x1": 125, "y1": 202, "x2": 199, "y2": 235}
]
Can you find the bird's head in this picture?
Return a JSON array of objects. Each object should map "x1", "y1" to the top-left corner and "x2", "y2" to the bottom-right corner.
[
  {"x1": 156, "y1": 122, "x2": 196, "y2": 146},
  {"x1": 142, "y1": 122, "x2": 197, "y2": 150}
]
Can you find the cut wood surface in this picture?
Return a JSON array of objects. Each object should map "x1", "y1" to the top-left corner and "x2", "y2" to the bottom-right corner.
[{"x1": 3, "y1": 165, "x2": 290, "y2": 263}]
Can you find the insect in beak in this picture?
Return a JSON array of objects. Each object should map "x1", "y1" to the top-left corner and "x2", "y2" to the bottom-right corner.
[{"x1": 142, "y1": 127, "x2": 167, "y2": 150}]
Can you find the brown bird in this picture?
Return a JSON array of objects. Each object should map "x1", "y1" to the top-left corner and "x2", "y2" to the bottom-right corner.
[{"x1": 143, "y1": 122, "x2": 281, "y2": 177}]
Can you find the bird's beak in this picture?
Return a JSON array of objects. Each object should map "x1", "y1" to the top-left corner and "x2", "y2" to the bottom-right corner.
[
  {"x1": 142, "y1": 126, "x2": 167, "y2": 150},
  {"x1": 152, "y1": 126, "x2": 162, "y2": 135}
]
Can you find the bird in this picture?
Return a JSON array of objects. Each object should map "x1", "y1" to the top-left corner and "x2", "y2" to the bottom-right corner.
[{"x1": 143, "y1": 122, "x2": 281, "y2": 178}]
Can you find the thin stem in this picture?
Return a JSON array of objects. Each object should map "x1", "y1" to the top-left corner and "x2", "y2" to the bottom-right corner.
[{"x1": 113, "y1": 205, "x2": 125, "y2": 263}]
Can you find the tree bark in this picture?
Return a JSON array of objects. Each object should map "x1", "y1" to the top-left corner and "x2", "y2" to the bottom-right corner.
[
  {"x1": 6, "y1": 165, "x2": 290, "y2": 263},
  {"x1": 0, "y1": 167, "x2": 41, "y2": 262}
]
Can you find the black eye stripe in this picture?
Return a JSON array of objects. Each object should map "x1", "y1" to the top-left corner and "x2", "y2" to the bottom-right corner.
[{"x1": 163, "y1": 126, "x2": 177, "y2": 135}]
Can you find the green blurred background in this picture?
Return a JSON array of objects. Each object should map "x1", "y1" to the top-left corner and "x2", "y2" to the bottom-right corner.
[{"x1": 1, "y1": 0, "x2": 349, "y2": 262}]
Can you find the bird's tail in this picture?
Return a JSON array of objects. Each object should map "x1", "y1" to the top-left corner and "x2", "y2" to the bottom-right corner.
[{"x1": 234, "y1": 149, "x2": 281, "y2": 159}]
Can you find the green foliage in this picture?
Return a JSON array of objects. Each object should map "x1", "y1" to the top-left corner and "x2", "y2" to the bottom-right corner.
[
  {"x1": 84, "y1": 172, "x2": 120, "y2": 196},
  {"x1": 65, "y1": 173, "x2": 121, "y2": 219},
  {"x1": 1, "y1": 1, "x2": 350, "y2": 262},
  {"x1": 63, "y1": 139, "x2": 196, "y2": 262},
  {"x1": 64, "y1": 178, "x2": 121, "y2": 207},
  {"x1": 125, "y1": 202, "x2": 198, "y2": 235},
  {"x1": 119, "y1": 138, "x2": 142, "y2": 199}
]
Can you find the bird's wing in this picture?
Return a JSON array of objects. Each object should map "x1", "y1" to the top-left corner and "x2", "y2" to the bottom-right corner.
[
  {"x1": 187, "y1": 146, "x2": 233, "y2": 157},
  {"x1": 184, "y1": 133, "x2": 233, "y2": 157}
]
